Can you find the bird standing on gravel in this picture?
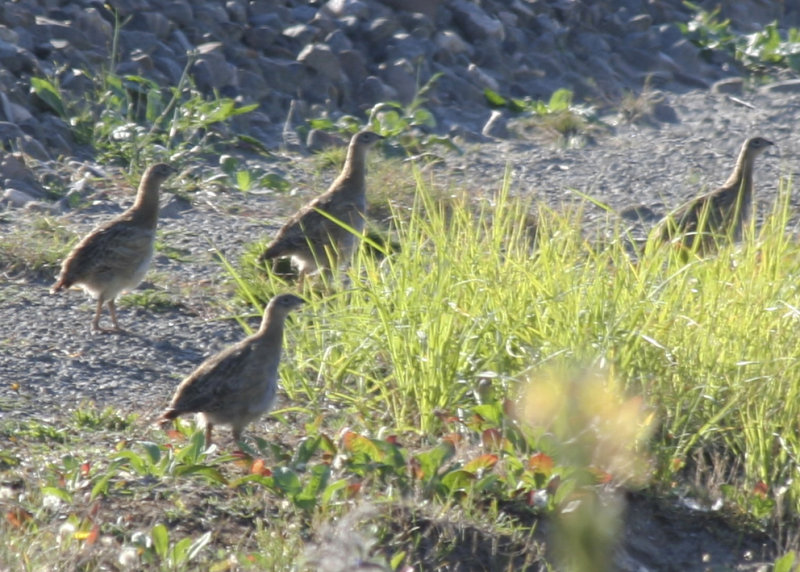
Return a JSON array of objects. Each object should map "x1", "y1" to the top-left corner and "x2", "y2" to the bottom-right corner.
[
  {"x1": 259, "y1": 130, "x2": 383, "y2": 282},
  {"x1": 656, "y1": 136, "x2": 774, "y2": 252},
  {"x1": 158, "y1": 293, "x2": 305, "y2": 448},
  {"x1": 51, "y1": 163, "x2": 174, "y2": 333}
]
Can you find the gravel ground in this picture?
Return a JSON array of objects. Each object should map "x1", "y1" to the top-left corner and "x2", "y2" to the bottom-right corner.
[
  {"x1": 2, "y1": 86, "x2": 799, "y2": 423},
  {"x1": 1, "y1": 85, "x2": 797, "y2": 569}
]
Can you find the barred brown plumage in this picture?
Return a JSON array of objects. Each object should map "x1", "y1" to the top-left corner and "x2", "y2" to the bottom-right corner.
[
  {"x1": 51, "y1": 163, "x2": 174, "y2": 333},
  {"x1": 259, "y1": 130, "x2": 383, "y2": 283},
  {"x1": 657, "y1": 136, "x2": 774, "y2": 253},
  {"x1": 158, "y1": 293, "x2": 304, "y2": 448}
]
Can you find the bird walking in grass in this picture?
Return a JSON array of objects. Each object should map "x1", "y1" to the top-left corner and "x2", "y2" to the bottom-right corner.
[
  {"x1": 259, "y1": 130, "x2": 383, "y2": 283},
  {"x1": 656, "y1": 136, "x2": 774, "y2": 253},
  {"x1": 51, "y1": 163, "x2": 174, "y2": 333},
  {"x1": 159, "y1": 293, "x2": 305, "y2": 448}
]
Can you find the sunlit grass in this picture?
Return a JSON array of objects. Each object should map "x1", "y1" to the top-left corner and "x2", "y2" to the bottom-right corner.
[
  {"x1": 236, "y1": 170, "x2": 800, "y2": 520},
  {"x1": 3, "y1": 171, "x2": 800, "y2": 569}
]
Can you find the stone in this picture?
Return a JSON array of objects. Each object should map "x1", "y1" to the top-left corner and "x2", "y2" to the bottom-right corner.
[
  {"x1": 760, "y1": 79, "x2": 800, "y2": 94},
  {"x1": 2, "y1": 188, "x2": 37, "y2": 208},
  {"x1": 451, "y1": 0, "x2": 505, "y2": 42},
  {"x1": 711, "y1": 77, "x2": 744, "y2": 95},
  {"x1": 192, "y1": 42, "x2": 237, "y2": 92},
  {"x1": 297, "y1": 43, "x2": 342, "y2": 81},
  {"x1": 306, "y1": 128, "x2": 346, "y2": 152},
  {"x1": 323, "y1": 0, "x2": 370, "y2": 19},
  {"x1": 243, "y1": 25, "x2": 279, "y2": 50}
]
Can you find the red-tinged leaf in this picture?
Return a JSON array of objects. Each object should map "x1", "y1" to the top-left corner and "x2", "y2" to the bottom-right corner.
[
  {"x1": 754, "y1": 480, "x2": 769, "y2": 499},
  {"x1": 89, "y1": 502, "x2": 100, "y2": 518},
  {"x1": 671, "y1": 457, "x2": 685, "y2": 471},
  {"x1": 341, "y1": 431, "x2": 360, "y2": 451},
  {"x1": 251, "y1": 458, "x2": 271, "y2": 476},
  {"x1": 346, "y1": 482, "x2": 362, "y2": 498},
  {"x1": 166, "y1": 429, "x2": 184, "y2": 440},
  {"x1": 318, "y1": 433, "x2": 337, "y2": 454},
  {"x1": 6, "y1": 508, "x2": 32, "y2": 528},
  {"x1": 546, "y1": 475, "x2": 561, "y2": 495},
  {"x1": 442, "y1": 433, "x2": 461, "y2": 447},
  {"x1": 246, "y1": 554, "x2": 257, "y2": 563},
  {"x1": 86, "y1": 524, "x2": 100, "y2": 545},
  {"x1": 80, "y1": 462, "x2": 91, "y2": 477},
  {"x1": 528, "y1": 452, "x2": 554, "y2": 474},
  {"x1": 481, "y1": 428, "x2": 502, "y2": 449},
  {"x1": 385, "y1": 435, "x2": 401, "y2": 446},
  {"x1": 342, "y1": 432, "x2": 382, "y2": 461},
  {"x1": 463, "y1": 454, "x2": 498, "y2": 474},
  {"x1": 591, "y1": 468, "x2": 613, "y2": 484},
  {"x1": 232, "y1": 451, "x2": 252, "y2": 469},
  {"x1": 408, "y1": 457, "x2": 423, "y2": 480}
]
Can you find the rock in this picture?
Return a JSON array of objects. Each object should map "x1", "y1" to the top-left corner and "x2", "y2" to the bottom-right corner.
[
  {"x1": 451, "y1": 0, "x2": 505, "y2": 42},
  {"x1": 711, "y1": 77, "x2": 744, "y2": 95},
  {"x1": 2, "y1": 187, "x2": 37, "y2": 208},
  {"x1": 73, "y1": 7, "x2": 113, "y2": 49},
  {"x1": 467, "y1": 63, "x2": 500, "y2": 92},
  {"x1": 297, "y1": 43, "x2": 342, "y2": 81},
  {"x1": 192, "y1": 42, "x2": 237, "y2": 92},
  {"x1": 322, "y1": 0, "x2": 370, "y2": 19},
  {"x1": 760, "y1": 79, "x2": 800, "y2": 94},
  {"x1": 377, "y1": 0, "x2": 442, "y2": 20},
  {"x1": 243, "y1": 25, "x2": 280, "y2": 50},
  {"x1": 306, "y1": 128, "x2": 346, "y2": 152}
]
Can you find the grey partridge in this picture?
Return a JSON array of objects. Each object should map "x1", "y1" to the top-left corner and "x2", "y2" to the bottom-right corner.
[
  {"x1": 159, "y1": 293, "x2": 305, "y2": 447},
  {"x1": 51, "y1": 163, "x2": 173, "y2": 332},
  {"x1": 259, "y1": 130, "x2": 383, "y2": 282},
  {"x1": 657, "y1": 136, "x2": 774, "y2": 252}
]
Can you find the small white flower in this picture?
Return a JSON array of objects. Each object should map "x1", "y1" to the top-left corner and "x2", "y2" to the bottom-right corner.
[{"x1": 118, "y1": 546, "x2": 139, "y2": 569}]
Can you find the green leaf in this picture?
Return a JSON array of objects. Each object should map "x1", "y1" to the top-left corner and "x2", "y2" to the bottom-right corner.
[
  {"x1": 41, "y1": 486, "x2": 72, "y2": 504},
  {"x1": 140, "y1": 442, "x2": 162, "y2": 465},
  {"x1": 114, "y1": 450, "x2": 148, "y2": 475},
  {"x1": 774, "y1": 551, "x2": 796, "y2": 572},
  {"x1": 292, "y1": 435, "x2": 322, "y2": 468},
  {"x1": 463, "y1": 453, "x2": 499, "y2": 475},
  {"x1": 90, "y1": 460, "x2": 123, "y2": 500},
  {"x1": 30, "y1": 77, "x2": 67, "y2": 118},
  {"x1": 173, "y1": 465, "x2": 227, "y2": 485},
  {"x1": 472, "y1": 403, "x2": 503, "y2": 426},
  {"x1": 298, "y1": 463, "x2": 330, "y2": 503},
  {"x1": 171, "y1": 537, "x2": 192, "y2": 566},
  {"x1": 261, "y1": 173, "x2": 290, "y2": 193},
  {"x1": 548, "y1": 88, "x2": 573, "y2": 112},
  {"x1": 414, "y1": 441, "x2": 456, "y2": 481},
  {"x1": 343, "y1": 431, "x2": 383, "y2": 463},
  {"x1": 483, "y1": 88, "x2": 507, "y2": 108},
  {"x1": 390, "y1": 550, "x2": 407, "y2": 570},
  {"x1": 186, "y1": 531, "x2": 212, "y2": 562},
  {"x1": 321, "y1": 478, "x2": 349, "y2": 505},
  {"x1": 441, "y1": 469, "x2": 475, "y2": 493},
  {"x1": 273, "y1": 466, "x2": 302, "y2": 496},
  {"x1": 236, "y1": 170, "x2": 251, "y2": 192},
  {"x1": 150, "y1": 523, "x2": 169, "y2": 558}
]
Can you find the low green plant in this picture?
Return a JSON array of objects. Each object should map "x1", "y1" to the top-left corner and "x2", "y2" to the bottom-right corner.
[
  {"x1": 0, "y1": 216, "x2": 75, "y2": 279},
  {"x1": 307, "y1": 71, "x2": 458, "y2": 153},
  {"x1": 486, "y1": 87, "x2": 607, "y2": 146},
  {"x1": 679, "y1": 3, "x2": 800, "y2": 74}
]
